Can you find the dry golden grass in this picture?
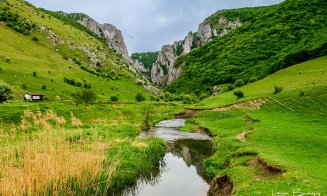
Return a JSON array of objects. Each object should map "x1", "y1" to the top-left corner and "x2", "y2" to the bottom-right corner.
[{"x1": 0, "y1": 110, "x2": 118, "y2": 195}]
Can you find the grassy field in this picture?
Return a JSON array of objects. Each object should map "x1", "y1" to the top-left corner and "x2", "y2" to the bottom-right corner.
[
  {"x1": 0, "y1": 101, "x2": 182, "y2": 194},
  {"x1": 183, "y1": 58, "x2": 327, "y2": 195},
  {"x1": 0, "y1": 0, "x2": 151, "y2": 102},
  {"x1": 196, "y1": 56, "x2": 327, "y2": 109}
]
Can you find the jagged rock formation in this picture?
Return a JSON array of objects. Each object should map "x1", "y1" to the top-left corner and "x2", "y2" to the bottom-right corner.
[
  {"x1": 149, "y1": 14, "x2": 243, "y2": 87},
  {"x1": 67, "y1": 13, "x2": 130, "y2": 60},
  {"x1": 151, "y1": 45, "x2": 183, "y2": 87},
  {"x1": 134, "y1": 60, "x2": 151, "y2": 79}
]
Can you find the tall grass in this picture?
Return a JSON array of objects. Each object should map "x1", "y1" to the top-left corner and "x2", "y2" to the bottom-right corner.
[{"x1": 0, "y1": 109, "x2": 118, "y2": 195}]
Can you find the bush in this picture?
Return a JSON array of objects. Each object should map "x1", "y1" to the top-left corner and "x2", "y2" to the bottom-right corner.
[
  {"x1": 75, "y1": 89, "x2": 97, "y2": 105},
  {"x1": 273, "y1": 86, "x2": 283, "y2": 94},
  {"x1": 183, "y1": 95, "x2": 192, "y2": 104},
  {"x1": 22, "y1": 83, "x2": 27, "y2": 90},
  {"x1": 135, "y1": 93, "x2": 146, "y2": 102},
  {"x1": 233, "y1": 90, "x2": 244, "y2": 99},
  {"x1": 234, "y1": 79, "x2": 245, "y2": 87},
  {"x1": 110, "y1": 95, "x2": 119, "y2": 102},
  {"x1": 226, "y1": 84, "x2": 235, "y2": 92},
  {"x1": 32, "y1": 71, "x2": 37, "y2": 77},
  {"x1": 0, "y1": 67, "x2": 2, "y2": 72},
  {"x1": 42, "y1": 85, "x2": 47, "y2": 90},
  {"x1": 0, "y1": 82, "x2": 13, "y2": 103},
  {"x1": 199, "y1": 93, "x2": 208, "y2": 100},
  {"x1": 300, "y1": 90, "x2": 305, "y2": 96},
  {"x1": 32, "y1": 36, "x2": 39, "y2": 42}
]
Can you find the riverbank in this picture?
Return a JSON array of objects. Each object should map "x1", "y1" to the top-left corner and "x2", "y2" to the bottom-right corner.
[
  {"x1": 0, "y1": 102, "x2": 182, "y2": 194},
  {"x1": 183, "y1": 86, "x2": 327, "y2": 195}
]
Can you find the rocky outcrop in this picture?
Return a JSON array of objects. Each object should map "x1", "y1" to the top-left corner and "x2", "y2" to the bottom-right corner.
[
  {"x1": 148, "y1": 15, "x2": 243, "y2": 87},
  {"x1": 134, "y1": 60, "x2": 150, "y2": 79},
  {"x1": 67, "y1": 13, "x2": 129, "y2": 60},
  {"x1": 151, "y1": 45, "x2": 183, "y2": 87},
  {"x1": 182, "y1": 32, "x2": 193, "y2": 55}
]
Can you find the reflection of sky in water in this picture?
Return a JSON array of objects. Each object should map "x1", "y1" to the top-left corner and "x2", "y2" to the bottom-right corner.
[
  {"x1": 133, "y1": 119, "x2": 212, "y2": 196},
  {"x1": 136, "y1": 153, "x2": 209, "y2": 196},
  {"x1": 139, "y1": 119, "x2": 212, "y2": 142}
]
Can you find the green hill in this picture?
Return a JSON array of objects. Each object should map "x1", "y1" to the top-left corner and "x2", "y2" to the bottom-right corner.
[
  {"x1": 0, "y1": 0, "x2": 150, "y2": 102},
  {"x1": 184, "y1": 57, "x2": 327, "y2": 194},
  {"x1": 196, "y1": 56, "x2": 327, "y2": 109},
  {"x1": 166, "y1": 0, "x2": 327, "y2": 94}
]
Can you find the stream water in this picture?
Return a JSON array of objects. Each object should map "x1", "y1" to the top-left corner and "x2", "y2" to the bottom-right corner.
[{"x1": 126, "y1": 119, "x2": 212, "y2": 196}]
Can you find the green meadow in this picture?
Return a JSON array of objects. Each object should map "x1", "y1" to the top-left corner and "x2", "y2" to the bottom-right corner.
[{"x1": 182, "y1": 57, "x2": 327, "y2": 194}]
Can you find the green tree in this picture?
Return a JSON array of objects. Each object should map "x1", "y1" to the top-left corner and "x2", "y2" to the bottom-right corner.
[
  {"x1": 110, "y1": 95, "x2": 119, "y2": 102},
  {"x1": 75, "y1": 89, "x2": 97, "y2": 105},
  {"x1": 0, "y1": 82, "x2": 13, "y2": 103},
  {"x1": 233, "y1": 90, "x2": 244, "y2": 99},
  {"x1": 135, "y1": 93, "x2": 146, "y2": 102}
]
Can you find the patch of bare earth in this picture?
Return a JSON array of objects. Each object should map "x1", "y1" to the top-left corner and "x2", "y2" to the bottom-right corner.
[
  {"x1": 210, "y1": 99, "x2": 268, "y2": 112},
  {"x1": 209, "y1": 175, "x2": 233, "y2": 196},
  {"x1": 236, "y1": 131, "x2": 248, "y2": 142},
  {"x1": 175, "y1": 109, "x2": 202, "y2": 119},
  {"x1": 249, "y1": 157, "x2": 285, "y2": 179}
]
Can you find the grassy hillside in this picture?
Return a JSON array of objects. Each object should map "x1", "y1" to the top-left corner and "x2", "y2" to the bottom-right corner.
[
  {"x1": 196, "y1": 56, "x2": 327, "y2": 109},
  {"x1": 0, "y1": 0, "x2": 150, "y2": 102},
  {"x1": 182, "y1": 57, "x2": 327, "y2": 194},
  {"x1": 166, "y1": 0, "x2": 327, "y2": 94}
]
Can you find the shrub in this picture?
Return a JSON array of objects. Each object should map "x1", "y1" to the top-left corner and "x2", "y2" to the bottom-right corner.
[
  {"x1": 135, "y1": 93, "x2": 146, "y2": 102},
  {"x1": 248, "y1": 77, "x2": 258, "y2": 83},
  {"x1": 234, "y1": 79, "x2": 245, "y2": 87},
  {"x1": 110, "y1": 95, "x2": 119, "y2": 102},
  {"x1": 42, "y1": 85, "x2": 47, "y2": 90},
  {"x1": 199, "y1": 93, "x2": 207, "y2": 100},
  {"x1": 0, "y1": 67, "x2": 2, "y2": 72},
  {"x1": 183, "y1": 95, "x2": 192, "y2": 104},
  {"x1": 32, "y1": 71, "x2": 37, "y2": 77},
  {"x1": 233, "y1": 90, "x2": 244, "y2": 99},
  {"x1": 300, "y1": 90, "x2": 305, "y2": 96},
  {"x1": 22, "y1": 83, "x2": 27, "y2": 90},
  {"x1": 273, "y1": 86, "x2": 283, "y2": 94},
  {"x1": 226, "y1": 84, "x2": 235, "y2": 92},
  {"x1": 32, "y1": 36, "x2": 39, "y2": 42},
  {"x1": 0, "y1": 82, "x2": 13, "y2": 103}
]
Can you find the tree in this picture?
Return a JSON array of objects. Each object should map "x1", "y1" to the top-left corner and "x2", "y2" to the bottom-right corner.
[
  {"x1": 75, "y1": 89, "x2": 97, "y2": 105},
  {"x1": 233, "y1": 90, "x2": 244, "y2": 99},
  {"x1": 110, "y1": 95, "x2": 119, "y2": 102},
  {"x1": 135, "y1": 93, "x2": 146, "y2": 102},
  {"x1": 234, "y1": 79, "x2": 245, "y2": 87},
  {"x1": 0, "y1": 82, "x2": 13, "y2": 103}
]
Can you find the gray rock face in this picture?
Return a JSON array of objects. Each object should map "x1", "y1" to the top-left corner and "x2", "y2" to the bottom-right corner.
[
  {"x1": 183, "y1": 32, "x2": 193, "y2": 55},
  {"x1": 151, "y1": 45, "x2": 183, "y2": 87},
  {"x1": 197, "y1": 23, "x2": 213, "y2": 45},
  {"x1": 68, "y1": 13, "x2": 129, "y2": 60},
  {"x1": 149, "y1": 15, "x2": 243, "y2": 87}
]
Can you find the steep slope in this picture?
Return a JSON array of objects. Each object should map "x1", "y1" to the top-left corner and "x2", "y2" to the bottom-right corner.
[
  {"x1": 132, "y1": 6, "x2": 263, "y2": 87},
  {"x1": 66, "y1": 13, "x2": 130, "y2": 61},
  {"x1": 0, "y1": 0, "x2": 152, "y2": 101},
  {"x1": 166, "y1": 0, "x2": 327, "y2": 94}
]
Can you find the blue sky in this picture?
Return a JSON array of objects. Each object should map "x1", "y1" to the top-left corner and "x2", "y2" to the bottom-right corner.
[{"x1": 27, "y1": 0, "x2": 284, "y2": 54}]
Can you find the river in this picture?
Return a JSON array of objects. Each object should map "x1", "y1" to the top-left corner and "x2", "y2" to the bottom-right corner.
[{"x1": 125, "y1": 119, "x2": 212, "y2": 196}]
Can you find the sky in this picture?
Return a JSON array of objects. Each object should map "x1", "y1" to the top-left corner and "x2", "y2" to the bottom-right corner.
[{"x1": 26, "y1": 0, "x2": 284, "y2": 54}]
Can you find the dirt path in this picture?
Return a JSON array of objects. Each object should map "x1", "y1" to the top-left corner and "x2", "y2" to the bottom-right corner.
[{"x1": 175, "y1": 98, "x2": 269, "y2": 119}]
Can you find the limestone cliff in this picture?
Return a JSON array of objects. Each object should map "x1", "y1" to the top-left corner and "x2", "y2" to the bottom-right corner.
[
  {"x1": 148, "y1": 13, "x2": 243, "y2": 87},
  {"x1": 151, "y1": 45, "x2": 183, "y2": 87},
  {"x1": 67, "y1": 13, "x2": 129, "y2": 60}
]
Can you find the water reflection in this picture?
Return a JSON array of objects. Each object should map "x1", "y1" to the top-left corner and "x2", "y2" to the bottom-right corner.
[{"x1": 123, "y1": 119, "x2": 213, "y2": 196}]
